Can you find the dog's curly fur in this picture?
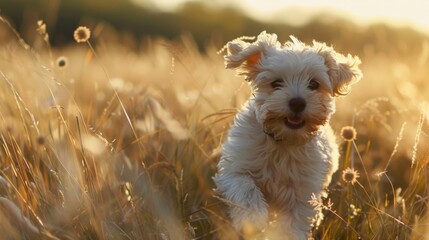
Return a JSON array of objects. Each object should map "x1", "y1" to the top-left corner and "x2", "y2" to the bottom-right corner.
[{"x1": 213, "y1": 32, "x2": 362, "y2": 239}]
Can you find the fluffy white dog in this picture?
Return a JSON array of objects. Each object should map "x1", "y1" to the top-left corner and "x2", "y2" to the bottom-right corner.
[{"x1": 213, "y1": 31, "x2": 362, "y2": 239}]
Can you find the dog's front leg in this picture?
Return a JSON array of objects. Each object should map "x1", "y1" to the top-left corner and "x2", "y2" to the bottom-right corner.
[{"x1": 214, "y1": 172, "x2": 269, "y2": 233}]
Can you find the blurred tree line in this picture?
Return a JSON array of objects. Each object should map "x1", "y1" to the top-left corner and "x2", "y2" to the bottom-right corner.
[{"x1": 0, "y1": 0, "x2": 428, "y2": 56}]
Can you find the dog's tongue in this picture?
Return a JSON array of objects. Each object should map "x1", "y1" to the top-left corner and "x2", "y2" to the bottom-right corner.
[
  {"x1": 285, "y1": 116, "x2": 305, "y2": 129},
  {"x1": 287, "y1": 116, "x2": 303, "y2": 124}
]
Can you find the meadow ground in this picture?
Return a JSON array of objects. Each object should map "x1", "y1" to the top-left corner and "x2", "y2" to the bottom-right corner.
[{"x1": 0, "y1": 18, "x2": 428, "y2": 239}]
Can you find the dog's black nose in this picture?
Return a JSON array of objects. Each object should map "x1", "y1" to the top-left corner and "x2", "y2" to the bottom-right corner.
[{"x1": 289, "y1": 97, "x2": 306, "y2": 113}]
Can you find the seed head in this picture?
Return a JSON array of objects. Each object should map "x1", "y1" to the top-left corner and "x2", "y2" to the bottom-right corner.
[
  {"x1": 36, "y1": 136, "x2": 46, "y2": 146},
  {"x1": 56, "y1": 56, "x2": 68, "y2": 68},
  {"x1": 37, "y1": 20, "x2": 47, "y2": 36},
  {"x1": 342, "y1": 167, "x2": 360, "y2": 185},
  {"x1": 73, "y1": 26, "x2": 91, "y2": 43},
  {"x1": 340, "y1": 126, "x2": 357, "y2": 141}
]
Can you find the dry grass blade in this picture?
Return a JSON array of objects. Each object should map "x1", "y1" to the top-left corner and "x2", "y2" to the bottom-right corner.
[{"x1": 411, "y1": 105, "x2": 426, "y2": 167}]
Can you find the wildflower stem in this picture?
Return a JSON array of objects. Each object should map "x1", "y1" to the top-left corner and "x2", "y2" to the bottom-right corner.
[
  {"x1": 357, "y1": 180, "x2": 410, "y2": 229},
  {"x1": 344, "y1": 140, "x2": 352, "y2": 168},
  {"x1": 411, "y1": 106, "x2": 425, "y2": 168},
  {"x1": 84, "y1": 40, "x2": 146, "y2": 167},
  {"x1": 353, "y1": 140, "x2": 372, "y2": 190},
  {"x1": 382, "y1": 172, "x2": 397, "y2": 215}
]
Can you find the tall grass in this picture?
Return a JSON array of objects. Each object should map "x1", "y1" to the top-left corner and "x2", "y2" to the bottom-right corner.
[{"x1": 0, "y1": 18, "x2": 428, "y2": 240}]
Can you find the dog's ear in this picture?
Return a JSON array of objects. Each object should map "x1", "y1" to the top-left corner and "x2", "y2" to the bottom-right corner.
[
  {"x1": 313, "y1": 41, "x2": 362, "y2": 96},
  {"x1": 224, "y1": 31, "x2": 280, "y2": 81}
]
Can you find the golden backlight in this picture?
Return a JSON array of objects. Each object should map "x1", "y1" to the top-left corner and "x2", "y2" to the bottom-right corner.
[{"x1": 134, "y1": 0, "x2": 429, "y2": 34}]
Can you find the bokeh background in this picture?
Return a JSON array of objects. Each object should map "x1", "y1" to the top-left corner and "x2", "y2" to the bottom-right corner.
[{"x1": 1, "y1": 0, "x2": 429, "y2": 48}]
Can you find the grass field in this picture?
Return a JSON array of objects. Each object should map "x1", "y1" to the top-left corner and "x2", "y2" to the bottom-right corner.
[{"x1": 0, "y1": 17, "x2": 428, "y2": 240}]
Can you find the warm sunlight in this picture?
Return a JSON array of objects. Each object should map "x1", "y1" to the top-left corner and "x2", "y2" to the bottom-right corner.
[
  {"x1": 1, "y1": 0, "x2": 429, "y2": 239},
  {"x1": 240, "y1": 0, "x2": 429, "y2": 30},
  {"x1": 135, "y1": 0, "x2": 429, "y2": 33}
]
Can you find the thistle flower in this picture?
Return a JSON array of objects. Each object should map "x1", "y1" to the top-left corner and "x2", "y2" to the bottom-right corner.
[
  {"x1": 56, "y1": 56, "x2": 68, "y2": 68},
  {"x1": 73, "y1": 26, "x2": 91, "y2": 43},
  {"x1": 340, "y1": 126, "x2": 357, "y2": 141},
  {"x1": 342, "y1": 167, "x2": 360, "y2": 185}
]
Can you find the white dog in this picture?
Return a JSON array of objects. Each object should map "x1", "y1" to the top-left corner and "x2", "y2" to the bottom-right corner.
[{"x1": 213, "y1": 31, "x2": 362, "y2": 239}]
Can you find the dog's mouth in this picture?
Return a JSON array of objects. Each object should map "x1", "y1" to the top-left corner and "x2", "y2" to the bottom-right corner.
[{"x1": 285, "y1": 116, "x2": 305, "y2": 129}]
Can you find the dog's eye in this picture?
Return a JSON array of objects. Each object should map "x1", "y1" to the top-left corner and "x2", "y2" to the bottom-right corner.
[
  {"x1": 270, "y1": 79, "x2": 283, "y2": 89},
  {"x1": 308, "y1": 79, "x2": 320, "y2": 90}
]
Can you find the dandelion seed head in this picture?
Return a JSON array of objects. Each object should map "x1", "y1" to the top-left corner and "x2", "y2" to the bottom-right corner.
[
  {"x1": 342, "y1": 167, "x2": 360, "y2": 184},
  {"x1": 73, "y1": 26, "x2": 91, "y2": 43},
  {"x1": 340, "y1": 126, "x2": 357, "y2": 141}
]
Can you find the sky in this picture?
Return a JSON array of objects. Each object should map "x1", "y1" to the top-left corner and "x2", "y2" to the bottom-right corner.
[{"x1": 133, "y1": 0, "x2": 429, "y2": 34}]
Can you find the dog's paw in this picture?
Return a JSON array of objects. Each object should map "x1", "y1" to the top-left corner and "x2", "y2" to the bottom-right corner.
[{"x1": 231, "y1": 203, "x2": 269, "y2": 236}]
